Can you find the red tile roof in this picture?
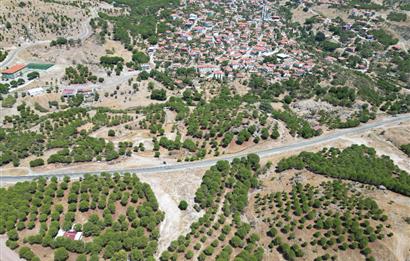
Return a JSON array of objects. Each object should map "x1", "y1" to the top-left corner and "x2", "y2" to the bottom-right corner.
[
  {"x1": 64, "y1": 231, "x2": 77, "y2": 240},
  {"x1": 2, "y1": 64, "x2": 26, "y2": 74}
]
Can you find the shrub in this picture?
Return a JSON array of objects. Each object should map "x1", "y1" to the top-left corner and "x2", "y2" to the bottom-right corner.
[
  {"x1": 1, "y1": 95, "x2": 16, "y2": 108},
  {"x1": 150, "y1": 89, "x2": 167, "y2": 101},
  {"x1": 108, "y1": 129, "x2": 115, "y2": 137},
  {"x1": 19, "y1": 246, "x2": 36, "y2": 260},
  {"x1": 30, "y1": 158, "x2": 45, "y2": 168},
  {"x1": 387, "y1": 12, "x2": 407, "y2": 22},
  {"x1": 54, "y1": 247, "x2": 69, "y2": 261},
  {"x1": 178, "y1": 200, "x2": 188, "y2": 210}
]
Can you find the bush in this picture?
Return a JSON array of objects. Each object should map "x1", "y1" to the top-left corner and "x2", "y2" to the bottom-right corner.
[
  {"x1": 132, "y1": 51, "x2": 149, "y2": 64},
  {"x1": 6, "y1": 239, "x2": 18, "y2": 249},
  {"x1": 178, "y1": 200, "x2": 188, "y2": 210},
  {"x1": 185, "y1": 250, "x2": 194, "y2": 259},
  {"x1": 400, "y1": 144, "x2": 410, "y2": 156},
  {"x1": 108, "y1": 129, "x2": 115, "y2": 137},
  {"x1": 30, "y1": 158, "x2": 45, "y2": 168},
  {"x1": 1, "y1": 95, "x2": 16, "y2": 108},
  {"x1": 150, "y1": 89, "x2": 167, "y2": 101},
  {"x1": 19, "y1": 246, "x2": 36, "y2": 260},
  {"x1": 203, "y1": 246, "x2": 214, "y2": 256},
  {"x1": 387, "y1": 12, "x2": 407, "y2": 22},
  {"x1": 321, "y1": 40, "x2": 340, "y2": 52},
  {"x1": 27, "y1": 71, "x2": 40, "y2": 80},
  {"x1": 54, "y1": 247, "x2": 69, "y2": 261}
]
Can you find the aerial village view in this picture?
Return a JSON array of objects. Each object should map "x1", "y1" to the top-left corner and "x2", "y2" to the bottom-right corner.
[{"x1": 0, "y1": 0, "x2": 409, "y2": 260}]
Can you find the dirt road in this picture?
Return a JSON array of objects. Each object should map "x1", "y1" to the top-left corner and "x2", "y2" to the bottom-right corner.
[{"x1": 0, "y1": 235, "x2": 23, "y2": 261}]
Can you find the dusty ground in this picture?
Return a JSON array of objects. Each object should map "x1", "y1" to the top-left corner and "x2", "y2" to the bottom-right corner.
[
  {"x1": 137, "y1": 169, "x2": 206, "y2": 256},
  {"x1": 0, "y1": 235, "x2": 23, "y2": 261},
  {"x1": 292, "y1": 5, "x2": 316, "y2": 24},
  {"x1": 379, "y1": 122, "x2": 410, "y2": 148},
  {"x1": 0, "y1": 167, "x2": 30, "y2": 176},
  {"x1": 0, "y1": 0, "x2": 92, "y2": 48}
]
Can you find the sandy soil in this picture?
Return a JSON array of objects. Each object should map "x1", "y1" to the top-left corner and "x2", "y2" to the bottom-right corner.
[
  {"x1": 0, "y1": 0, "x2": 92, "y2": 48},
  {"x1": 380, "y1": 122, "x2": 410, "y2": 147},
  {"x1": 292, "y1": 5, "x2": 316, "y2": 24},
  {"x1": 136, "y1": 169, "x2": 206, "y2": 256},
  {"x1": 0, "y1": 168, "x2": 30, "y2": 177},
  {"x1": 0, "y1": 235, "x2": 23, "y2": 261}
]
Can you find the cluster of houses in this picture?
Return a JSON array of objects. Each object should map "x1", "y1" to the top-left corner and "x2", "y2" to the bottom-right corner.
[
  {"x1": 151, "y1": 0, "x2": 316, "y2": 83},
  {"x1": 312, "y1": 5, "x2": 403, "y2": 71},
  {"x1": 1, "y1": 61, "x2": 98, "y2": 103},
  {"x1": 148, "y1": 0, "x2": 406, "y2": 84},
  {"x1": 62, "y1": 86, "x2": 96, "y2": 100}
]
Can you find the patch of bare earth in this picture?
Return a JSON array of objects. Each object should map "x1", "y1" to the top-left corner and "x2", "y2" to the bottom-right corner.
[
  {"x1": 136, "y1": 169, "x2": 206, "y2": 256},
  {"x1": 0, "y1": 235, "x2": 24, "y2": 261}
]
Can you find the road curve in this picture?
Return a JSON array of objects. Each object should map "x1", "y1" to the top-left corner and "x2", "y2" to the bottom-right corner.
[
  {"x1": 0, "y1": 8, "x2": 96, "y2": 68},
  {"x1": 1, "y1": 114, "x2": 409, "y2": 183}
]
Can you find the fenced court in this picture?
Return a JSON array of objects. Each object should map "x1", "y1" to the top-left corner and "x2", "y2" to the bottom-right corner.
[{"x1": 27, "y1": 63, "x2": 54, "y2": 70}]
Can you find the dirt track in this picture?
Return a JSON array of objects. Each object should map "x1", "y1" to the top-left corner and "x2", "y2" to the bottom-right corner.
[
  {"x1": 136, "y1": 169, "x2": 205, "y2": 256},
  {"x1": 0, "y1": 235, "x2": 23, "y2": 261}
]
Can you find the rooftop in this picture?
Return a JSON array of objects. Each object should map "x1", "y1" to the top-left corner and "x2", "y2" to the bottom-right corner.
[{"x1": 2, "y1": 64, "x2": 27, "y2": 74}]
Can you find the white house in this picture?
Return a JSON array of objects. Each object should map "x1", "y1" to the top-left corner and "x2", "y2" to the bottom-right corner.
[
  {"x1": 56, "y1": 229, "x2": 83, "y2": 241},
  {"x1": 197, "y1": 64, "x2": 218, "y2": 75},
  {"x1": 27, "y1": 87, "x2": 44, "y2": 96}
]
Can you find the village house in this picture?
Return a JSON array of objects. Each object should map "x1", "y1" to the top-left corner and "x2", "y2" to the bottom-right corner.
[
  {"x1": 197, "y1": 64, "x2": 218, "y2": 75},
  {"x1": 56, "y1": 229, "x2": 83, "y2": 241},
  {"x1": 62, "y1": 88, "x2": 77, "y2": 97},
  {"x1": 27, "y1": 87, "x2": 45, "y2": 96},
  {"x1": 1, "y1": 64, "x2": 27, "y2": 80}
]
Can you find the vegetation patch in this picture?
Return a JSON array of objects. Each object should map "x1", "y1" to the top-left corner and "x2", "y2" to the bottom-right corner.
[
  {"x1": 400, "y1": 144, "x2": 410, "y2": 157},
  {"x1": 160, "y1": 154, "x2": 265, "y2": 261},
  {"x1": 387, "y1": 12, "x2": 407, "y2": 22},
  {"x1": 0, "y1": 49, "x2": 8, "y2": 62},
  {"x1": 0, "y1": 173, "x2": 164, "y2": 260},
  {"x1": 277, "y1": 145, "x2": 410, "y2": 196},
  {"x1": 1, "y1": 95, "x2": 17, "y2": 108},
  {"x1": 254, "y1": 180, "x2": 392, "y2": 261},
  {"x1": 100, "y1": 0, "x2": 179, "y2": 49},
  {"x1": 64, "y1": 65, "x2": 97, "y2": 84}
]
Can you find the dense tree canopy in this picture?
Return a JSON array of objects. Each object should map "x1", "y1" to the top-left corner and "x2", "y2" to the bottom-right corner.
[{"x1": 277, "y1": 145, "x2": 410, "y2": 196}]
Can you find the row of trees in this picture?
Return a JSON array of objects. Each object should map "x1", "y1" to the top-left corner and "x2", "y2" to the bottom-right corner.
[
  {"x1": 258, "y1": 180, "x2": 389, "y2": 261},
  {"x1": 161, "y1": 155, "x2": 263, "y2": 260},
  {"x1": 276, "y1": 145, "x2": 410, "y2": 196},
  {"x1": 99, "y1": 55, "x2": 124, "y2": 69},
  {"x1": 0, "y1": 173, "x2": 164, "y2": 260}
]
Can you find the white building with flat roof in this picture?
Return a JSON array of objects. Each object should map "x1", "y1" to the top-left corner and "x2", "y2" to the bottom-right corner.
[{"x1": 27, "y1": 87, "x2": 44, "y2": 96}]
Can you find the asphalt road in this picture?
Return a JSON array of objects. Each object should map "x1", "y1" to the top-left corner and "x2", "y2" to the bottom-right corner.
[{"x1": 1, "y1": 114, "x2": 409, "y2": 183}]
